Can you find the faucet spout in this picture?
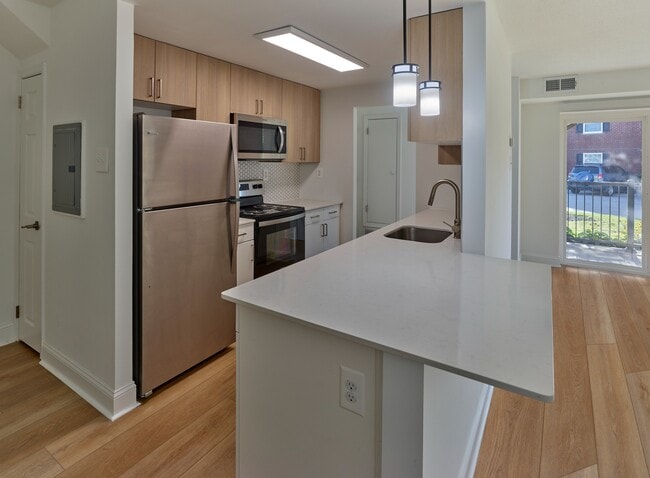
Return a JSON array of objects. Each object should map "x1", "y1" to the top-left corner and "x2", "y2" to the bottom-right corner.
[{"x1": 428, "y1": 179, "x2": 461, "y2": 239}]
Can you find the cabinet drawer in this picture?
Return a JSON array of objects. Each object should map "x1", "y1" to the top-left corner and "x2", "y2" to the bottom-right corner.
[
  {"x1": 306, "y1": 210, "x2": 324, "y2": 225},
  {"x1": 238, "y1": 222, "x2": 254, "y2": 244},
  {"x1": 323, "y1": 205, "x2": 340, "y2": 220}
]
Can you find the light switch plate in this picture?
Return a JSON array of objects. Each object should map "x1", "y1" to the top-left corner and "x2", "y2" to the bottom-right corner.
[
  {"x1": 316, "y1": 168, "x2": 323, "y2": 178},
  {"x1": 95, "y1": 146, "x2": 109, "y2": 173}
]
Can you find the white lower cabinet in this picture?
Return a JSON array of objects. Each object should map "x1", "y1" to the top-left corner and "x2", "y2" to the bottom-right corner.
[
  {"x1": 237, "y1": 221, "x2": 254, "y2": 284},
  {"x1": 304, "y1": 205, "x2": 340, "y2": 258}
]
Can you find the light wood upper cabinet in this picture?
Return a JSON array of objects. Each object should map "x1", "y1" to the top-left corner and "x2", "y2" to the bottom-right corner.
[
  {"x1": 133, "y1": 34, "x2": 197, "y2": 108},
  {"x1": 408, "y1": 8, "x2": 462, "y2": 144},
  {"x1": 230, "y1": 64, "x2": 282, "y2": 118},
  {"x1": 134, "y1": 35, "x2": 156, "y2": 101},
  {"x1": 196, "y1": 54, "x2": 231, "y2": 123},
  {"x1": 282, "y1": 80, "x2": 320, "y2": 163}
]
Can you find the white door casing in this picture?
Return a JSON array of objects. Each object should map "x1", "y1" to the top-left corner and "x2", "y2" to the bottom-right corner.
[
  {"x1": 363, "y1": 116, "x2": 399, "y2": 230},
  {"x1": 18, "y1": 74, "x2": 43, "y2": 352}
]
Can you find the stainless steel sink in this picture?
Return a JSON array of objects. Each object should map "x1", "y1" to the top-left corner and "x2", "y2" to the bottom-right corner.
[{"x1": 384, "y1": 226, "x2": 452, "y2": 243}]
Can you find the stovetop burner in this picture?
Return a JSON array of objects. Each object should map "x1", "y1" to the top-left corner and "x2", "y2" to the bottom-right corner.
[
  {"x1": 240, "y1": 202, "x2": 305, "y2": 221},
  {"x1": 239, "y1": 179, "x2": 304, "y2": 221}
]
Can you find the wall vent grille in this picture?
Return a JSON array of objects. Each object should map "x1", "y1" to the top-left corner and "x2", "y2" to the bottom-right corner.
[{"x1": 545, "y1": 77, "x2": 577, "y2": 92}]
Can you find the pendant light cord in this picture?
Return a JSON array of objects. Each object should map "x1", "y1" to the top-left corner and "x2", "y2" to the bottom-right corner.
[
  {"x1": 428, "y1": 0, "x2": 431, "y2": 80},
  {"x1": 402, "y1": 0, "x2": 407, "y2": 63}
]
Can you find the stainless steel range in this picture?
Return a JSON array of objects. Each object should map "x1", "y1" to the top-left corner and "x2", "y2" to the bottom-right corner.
[{"x1": 239, "y1": 180, "x2": 305, "y2": 278}]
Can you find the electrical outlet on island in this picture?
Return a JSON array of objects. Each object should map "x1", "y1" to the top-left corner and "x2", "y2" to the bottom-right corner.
[{"x1": 340, "y1": 365, "x2": 365, "y2": 416}]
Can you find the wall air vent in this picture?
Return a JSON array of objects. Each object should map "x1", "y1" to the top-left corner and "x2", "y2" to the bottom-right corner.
[{"x1": 545, "y1": 77, "x2": 577, "y2": 92}]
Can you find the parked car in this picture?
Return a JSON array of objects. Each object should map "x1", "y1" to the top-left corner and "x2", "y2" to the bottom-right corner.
[{"x1": 567, "y1": 165, "x2": 630, "y2": 196}]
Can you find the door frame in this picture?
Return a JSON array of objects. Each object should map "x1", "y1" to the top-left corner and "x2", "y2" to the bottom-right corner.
[
  {"x1": 560, "y1": 108, "x2": 649, "y2": 274},
  {"x1": 16, "y1": 64, "x2": 46, "y2": 350},
  {"x1": 353, "y1": 106, "x2": 415, "y2": 239}
]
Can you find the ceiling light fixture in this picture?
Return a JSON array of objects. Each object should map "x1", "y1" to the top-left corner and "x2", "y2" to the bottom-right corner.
[
  {"x1": 255, "y1": 26, "x2": 366, "y2": 72},
  {"x1": 392, "y1": 0, "x2": 419, "y2": 107},
  {"x1": 419, "y1": 0, "x2": 441, "y2": 116}
]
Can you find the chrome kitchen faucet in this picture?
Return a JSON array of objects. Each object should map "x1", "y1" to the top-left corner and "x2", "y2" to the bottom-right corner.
[{"x1": 428, "y1": 179, "x2": 461, "y2": 239}]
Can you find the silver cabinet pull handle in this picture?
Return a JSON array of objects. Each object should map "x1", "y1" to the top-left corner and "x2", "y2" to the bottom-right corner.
[
  {"x1": 260, "y1": 99, "x2": 264, "y2": 115},
  {"x1": 21, "y1": 221, "x2": 40, "y2": 231},
  {"x1": 255, "y1": 99, "x2": 258, "y2": 115},
  {"x1": 155, "y1": 78, "x2": 162, "y2": 99},
  {"x1": 238, "y1": 232, "x2": 247, "y2": 237},
  {"x1": 148, "y1": 77, "x2": 154, "y2": 97}
]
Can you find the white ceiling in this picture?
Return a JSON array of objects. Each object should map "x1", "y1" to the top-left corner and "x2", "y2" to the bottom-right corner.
[
  {"x1": 133, "y1": 0, "x2": 650, "y2": 89},
  {"x1": 24, "y1": 0, "x2": 649, "y2": 88}
]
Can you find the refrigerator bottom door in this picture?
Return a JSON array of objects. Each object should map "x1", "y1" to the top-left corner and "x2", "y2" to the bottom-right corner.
[{"x1": 138, "y1": 202, "x2": 236, "y2": 396}]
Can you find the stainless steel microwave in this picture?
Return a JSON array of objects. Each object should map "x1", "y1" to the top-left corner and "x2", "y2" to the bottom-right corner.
[{"x1": 231, "y1": 113, "x2": 287, "y2": 161}]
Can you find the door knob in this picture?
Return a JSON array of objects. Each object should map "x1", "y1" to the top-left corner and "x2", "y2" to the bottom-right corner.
[{"x1": 21, "y1": 221, "x2": 40, "y2": 231}]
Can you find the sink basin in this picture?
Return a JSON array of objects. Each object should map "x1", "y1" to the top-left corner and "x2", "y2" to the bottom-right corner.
[{"x1": 384, "y1": 226, "x2": 452, "y2": 243}]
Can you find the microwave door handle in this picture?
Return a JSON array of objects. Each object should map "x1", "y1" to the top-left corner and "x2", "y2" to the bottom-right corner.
[{"x1": 277, "y1": 126, "x2": 285, "y2": 153}]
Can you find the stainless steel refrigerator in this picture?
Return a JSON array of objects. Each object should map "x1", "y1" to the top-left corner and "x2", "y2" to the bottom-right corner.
[{"x1": 134, "y1": 114, "x2": 238, "y2": 397}]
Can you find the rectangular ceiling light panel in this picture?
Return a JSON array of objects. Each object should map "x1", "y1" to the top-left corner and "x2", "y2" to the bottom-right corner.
[{"x1": 255, "y1": 26, "x2": 366, "y2": 72}]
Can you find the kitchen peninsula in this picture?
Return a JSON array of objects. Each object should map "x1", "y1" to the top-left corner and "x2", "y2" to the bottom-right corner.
[{"x1": 222, "y1": 208, "x2": 554, "y2": 477}]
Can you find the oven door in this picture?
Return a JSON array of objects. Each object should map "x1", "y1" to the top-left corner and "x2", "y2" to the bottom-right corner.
[{"x1": 254, "y1": 213, "x2": 305, "y2": 278}]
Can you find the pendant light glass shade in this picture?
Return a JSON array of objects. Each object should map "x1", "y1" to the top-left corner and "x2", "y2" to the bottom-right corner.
[
  {"x1": 419, "y1": 80, "x2": 441, "y2": 116},
  {"x1": 393, "y1": 64, "x2": 419, "y2": 107}
]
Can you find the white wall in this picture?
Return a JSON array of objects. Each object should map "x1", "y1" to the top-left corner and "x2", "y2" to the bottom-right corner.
[
  {"x1": 484, "y1": 1, "x2": 512, "y2": 259},
  {"x1": 0, "y1": 44, "x2": 19, "y2": 346},
  {"x1": 20, "y1": 0, "x2": 136, "y2": 418},
  {"x1": 301, "y1": 82, "x2": 391, "y2": 243},
  {"x1": 304, "y1": 81, "x2": 462, "y2": 243},
  {"x1": 520, "y1": 72, "x2": 650, "y2": 264},
  {"x1": 462, "y1": 4, "x2": 487, "y2": 255}
]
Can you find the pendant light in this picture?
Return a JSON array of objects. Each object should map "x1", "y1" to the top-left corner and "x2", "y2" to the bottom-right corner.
[
  {"x1": 392, "y1": 0, "x2": 419, "y2": 107},
  {"x1": 419, "y1": 0, "x2": 441, "y2": 116}
]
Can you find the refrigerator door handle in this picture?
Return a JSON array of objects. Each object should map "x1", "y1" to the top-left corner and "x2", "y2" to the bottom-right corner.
[{"x1": 227, "y1": 128, "x2": 239, "y2": 273}]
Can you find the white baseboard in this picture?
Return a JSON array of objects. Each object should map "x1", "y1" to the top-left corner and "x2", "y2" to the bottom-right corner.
[
  {"x1": 461, "y1": 385, "x2": 494, "y2": 478},
  {"x1": 521, "y1": 254, "x2": 561, "y2": 267},
  {"x1": 0, "y1": 321, "x2": 18, "y2": 347},
  {"x1": 40, "y1": 343, "x2": 139, "y2": 420}
]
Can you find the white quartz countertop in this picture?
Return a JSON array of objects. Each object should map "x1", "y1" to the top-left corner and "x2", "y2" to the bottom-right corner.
[
  {"x1": 223, "y1": 209, "x2": 554, "y2": 402},
  {"x1": 278, "y1": 198, "x2": 341, "y2": 211}
]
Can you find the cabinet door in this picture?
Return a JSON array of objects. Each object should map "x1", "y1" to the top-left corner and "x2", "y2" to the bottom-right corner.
[
  {"x1": 408, "y1": 9, "x2": 462, "y2": 143},
  {"x1": 281, "y1": 80, "x2": 303, "y2": 162},
  {"x1": 323, "y1": 218, "x2": 339, "y2": 252},
  {"x1": 302, "y1": 85, "x2": 320, "y2": 163},
  {"x1": 230, "y1": 64, "x2": 259, "y2": 115},
  {"x1": 196, "y1": 55, "x2": 231, "y2": 123},
  {"x1": 231, "y1": 65, "x2": 282, "y2": 117},
  {"x1": 282, "y1": 81, "x2": 320, "y2": 163},
  {"x1": 305, "y1": 219, "x2": 323, "y2": 259},
  {"x1": 259, "y1": 73, "x2": 282, "y2": 118},
  {"x1": 237, "y1": 241, "x2": 255, "y2": 285},
  {"x1": 134, "y1": 35, "x2": 156, "y2": 102},
  {"x1": 155, "y1": 41, "x2": 197, "y2": 108}
]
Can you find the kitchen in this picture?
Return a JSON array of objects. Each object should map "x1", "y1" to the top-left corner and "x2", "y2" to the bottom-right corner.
[{"x1": 1, "y1": 0, "x2": 650, "y2": 476}]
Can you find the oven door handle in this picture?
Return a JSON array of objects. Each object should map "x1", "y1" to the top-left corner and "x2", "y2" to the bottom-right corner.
[{"x1": 258, "y1": 212, "x2": 305, "y2": 228}]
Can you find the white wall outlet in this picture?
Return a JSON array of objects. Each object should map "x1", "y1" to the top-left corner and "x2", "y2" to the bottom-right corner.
[
  {"x1": 263, "y1": 168, "x2": 270, "y2": 181},
  {"x1": 316, "y1": 167, "x2": 323, "y2": 178},
  {"x1": 340, "y1": 365, "x2": 365, "y2": 416},
  {"x1": 95, "y1": 146, "x2": 109, "y2": 173}
]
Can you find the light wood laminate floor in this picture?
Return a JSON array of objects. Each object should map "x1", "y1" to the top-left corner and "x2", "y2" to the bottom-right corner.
[
  {"x1": 1, "y1": 266, "x2": 649, "y2": 477},
  {"x1": 0, "y1": 344, "x2": 235, "y2": 477},
  {"x1": 476, "y1": 266, "x2": 650, "y2": 477}
]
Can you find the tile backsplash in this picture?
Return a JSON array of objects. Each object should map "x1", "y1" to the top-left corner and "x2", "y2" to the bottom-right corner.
[{"x1": 238, "y1": 161, "x2": 300, "y2": 203}]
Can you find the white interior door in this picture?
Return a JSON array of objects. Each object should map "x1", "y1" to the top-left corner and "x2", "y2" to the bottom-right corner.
[
  {"x1": 363, "y1": 116, "x2": 399, "y2": 230},
  {"x1": 19, "y1": 74, "x2": 43, "y2": 352}
]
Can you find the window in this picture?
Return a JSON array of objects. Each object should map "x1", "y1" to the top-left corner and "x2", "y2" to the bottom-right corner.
[
  {"x1": 583, "y1": 152, "x2": 603, "y2": 164},
  {"x1": 583, "y1": 122, "x2": 603, "y2": 134}
]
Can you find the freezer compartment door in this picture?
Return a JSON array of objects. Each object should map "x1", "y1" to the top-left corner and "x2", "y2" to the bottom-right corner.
[
  {"x1": 139, "y1": 115, "x2": 237, "y2": 208},
  {"x1": 138, "y1": 202, "x2": 236, "y2": 395}
]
